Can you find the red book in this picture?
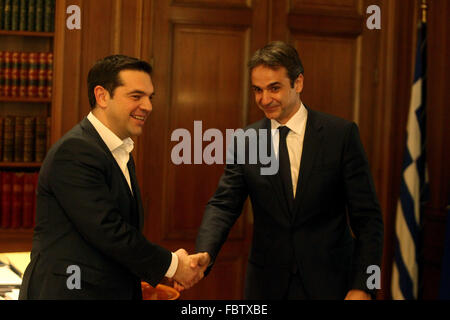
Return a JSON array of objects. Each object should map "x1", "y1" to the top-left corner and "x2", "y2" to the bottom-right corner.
[
  {"x1": 19, "y1": 52, "x2": 29, "y2": 97},
  {"x1": 37, "y1": 52, "x2": 47, "y2": 98},
  {"x1": 11, "y1": 52, "x2": 20, "y2": 97},
  {"x1": 33, "y1": 172, "x2": 39, "y2": 227},
  {"x1": 46, "y1": 52, "x2": 53, "y2": 98},
  {"x1": 11, "y1": 172, "x2": 24, "y2": 228},
  {"x1": 1, "y1": 172, "x2": 13, "y2": 228},
  {"x1": 28, "y1": 53, "x2": 38, "y2": 98},
  {"x1": 3, "y1": 52, "x2": 12, "y2": 97},
  {"x1": 22, "y1": 173, "x2": 35, "y2": 228}
]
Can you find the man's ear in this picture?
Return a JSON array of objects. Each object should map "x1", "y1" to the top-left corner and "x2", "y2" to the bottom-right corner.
[
  {"x1": 93, "y1": 86, "x2": 110, "y2": 109},
  {"x1": 295, "y1": 74, "x2": 304, "y2": 94}
]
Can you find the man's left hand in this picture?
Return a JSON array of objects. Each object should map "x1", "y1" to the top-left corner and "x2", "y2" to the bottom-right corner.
[{"x1": 344, "y1": 289, "x2": 372, "y2": 300}]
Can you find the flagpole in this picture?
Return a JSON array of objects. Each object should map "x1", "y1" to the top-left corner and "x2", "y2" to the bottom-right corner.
[{"x1": 421, "y1": 0, "x2": 427, "y2": 24}]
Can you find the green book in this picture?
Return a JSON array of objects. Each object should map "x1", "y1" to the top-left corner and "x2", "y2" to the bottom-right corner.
[
  {"x1": 11, "y1": 0, "x2": 18, "y2": 31},
  {"x1": 27, "y1": 0, "x2": 35, "y2": 31},
  {"x1": 19, "y1": 0, "x2": 27, "y2": 30},
  {"x1": 4, "y1": 0, "x2": 11, "y2": 30},
  {"x1": 0, "y1": 0, "x2": 4, "y2": 30},
  {"x1": 35, "y1": 0, "x2": 43, "y2": 32},
  {"x1": 43, "y1": 0, "x2": 53, "y2": 32}
]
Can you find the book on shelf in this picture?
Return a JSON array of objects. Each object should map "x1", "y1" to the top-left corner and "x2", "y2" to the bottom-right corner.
[
  {"x1": 3, "y1": 51, "x2": 12, "y2": 97},
  {"x1": 2, "y1": 116, "x2": 14, "y2": 162},
  {"x1": 27, "y1": 51, "x2": 38, "y2": 97},
  {"x1": 19, "y1": 0, "x2": 27, "y2": 31},
  {"x1": 0, "y1": 51, "x2": 51, "y2": 98},
  {"x1": 10, "y1": 0, "x2": 18, "y2": 31},
  {"x1": 22, "y1": 172, "x2": 36, "y2": 228},
  {"x1": 10, "y1": 51, "x2": 19, "y2": 96},
  {"x1": 1, "y1": 171, "x2": 12, "y2": 228},
  {"x1": 3, "y1": 0, "x2": 11, "y2": 31},
  {"x1": 0, "y1": 0, "x2": 54, "y2": 32},
  {"x1": 0, "y1": 115, "x2": 49, "y2": 163},
  {"x1": 37, "y1": 51, "x2": 46, "y2": 97},
  {"x1": 0, "y1": 171, "x2": 37, "y2": 229},
  {"x1": 35, "y1": 0, "x2": 42, "y2": 32},
  {"x1": 0, "y1": 0, "x2": 4, "y2": 31},
  {"x1": 34, "y1": 115, "x2": 45, "y2": 162},
  {"x1": 23, "y1": 116, "x2": 35, "y2": 162},
  {"x1": 46, "y1": 52, "x2": 52, "y2": 98},
  {"x1": 11, "y1": 171, "x2": 24, "y2": 228},
  {"x1": 13, "y1": 116, "x2": 24, "y2": 161},
  {"x1": 19, "y1": 51, "x2": 28, "y2": 97},
  {"x1": 27, "y1": 0, "x2": 35, "y2": 32}
]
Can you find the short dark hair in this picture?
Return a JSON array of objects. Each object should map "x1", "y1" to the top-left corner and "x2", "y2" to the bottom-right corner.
[
  {"x1": 87, "y1": 54, "x2": 152, "y2": 108},
  {"x1": 248, "y1": 41, "x2": 304, "y2": 87}
]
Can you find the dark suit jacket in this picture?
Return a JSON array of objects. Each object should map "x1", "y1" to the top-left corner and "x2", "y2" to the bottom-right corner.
[
  {"x1": 19, "y1": 117, "x2": 172, "y2": 300},
  {"x1": 196, "y1": 107, "x2": 384, "y2": 299}
]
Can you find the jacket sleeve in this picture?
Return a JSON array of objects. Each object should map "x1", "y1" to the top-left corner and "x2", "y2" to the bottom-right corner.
[
  {"x1": 49, "y1": 137, "x2": 172, "y2": 286},
  {"x1": 195, "y1": 135, "x2": 249, "y2": 272},
  {"x1": 342, "y1": 122, "x2": 384, "y2": 297}
]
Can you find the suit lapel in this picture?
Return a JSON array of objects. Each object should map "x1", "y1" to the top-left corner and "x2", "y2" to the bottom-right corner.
[
  {"x1": 292, "y1": 107, "x2": 323, "y2": 220},
  {"x1": 81, "y1": 117, "x2": 142, "y2": 228},
  {"x1": 259, "y1": 118, "x2": 292, "y2": 221}
]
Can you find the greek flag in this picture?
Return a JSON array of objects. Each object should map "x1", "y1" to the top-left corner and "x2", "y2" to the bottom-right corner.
[{"x1": 391, "y1": 21, "x2": 428, "y2": 300}]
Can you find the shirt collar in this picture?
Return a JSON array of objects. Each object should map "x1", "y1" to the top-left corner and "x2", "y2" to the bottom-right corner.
[
  {"x1": 270, "y1": 102, "x2": 307, "y2": 135},
  {"x1": 87, "y1": 112, "x2": 134, "y2": 153}
]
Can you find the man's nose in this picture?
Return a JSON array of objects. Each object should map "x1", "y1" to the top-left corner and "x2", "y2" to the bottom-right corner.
[
  {"x1": 260, "y1": 90, "x2": 272, "y2": 106},
  {"x1": 141, "y1": 97, "x2": 152, "y2": 112}
]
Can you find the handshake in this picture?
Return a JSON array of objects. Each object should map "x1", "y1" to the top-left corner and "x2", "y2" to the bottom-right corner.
[{"x1": 170, "y1": 249, "x2": 211, "y2": 291}]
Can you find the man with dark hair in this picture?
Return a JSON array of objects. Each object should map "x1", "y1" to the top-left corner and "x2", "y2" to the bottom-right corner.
[
  {"x1": 19, "y1": 54, "x2": 207, "y2": 300},
  {"x1": 195, "y1": 41, "x2": 384, "y2": 299}
]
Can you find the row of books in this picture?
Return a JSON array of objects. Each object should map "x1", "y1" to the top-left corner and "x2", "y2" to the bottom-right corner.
[
  {"x1": 0, "y1": 51, "x2": 53, "y2": 98},
  {"x1": 0, "y1": 0, "x2": 55, "y2": 32},
  {"x1": 0, "y1": 116, "x2": 50, "y2": 162},
  {"x1": 0, "y1": 171, "x2": 38, "y2": 229}
]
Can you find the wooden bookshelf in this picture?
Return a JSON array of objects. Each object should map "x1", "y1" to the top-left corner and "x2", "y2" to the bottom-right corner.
[
  {"x1": 0, "y1": 162, "x2": 42, "y2": 168},
  {"x1": 0, "y1": 0, "x2": 57, "y2": 253},
  {"x1": 0, "y1": 30, "x2": 54, "y2": 38},
  {"x1": 0, "y1": 229, "x2": 33, "y2": 253},
  {"x1": 0, "y1": 97, "x2": 52, "y2": 103}
]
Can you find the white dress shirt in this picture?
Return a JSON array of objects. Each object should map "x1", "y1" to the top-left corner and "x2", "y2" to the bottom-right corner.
[
  {"x1": 87, "y1": 112, "x2": 178, "y2": 278},
  {"x1": 270, "y1": 103, "x2": 308, "y2": 198}
]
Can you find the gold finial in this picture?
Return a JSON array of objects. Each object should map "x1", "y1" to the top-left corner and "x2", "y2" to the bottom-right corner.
[{"x1": 420, "y1": 0, "x2": 427, "y2": 23}]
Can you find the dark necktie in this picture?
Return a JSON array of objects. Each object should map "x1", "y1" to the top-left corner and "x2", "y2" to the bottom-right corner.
[
  {"x1": 127, "y1": 156, "x2": 139, "y2": 228},
  {"x1": 278, "y1": 126, "x2": 294, "y2": 213}
]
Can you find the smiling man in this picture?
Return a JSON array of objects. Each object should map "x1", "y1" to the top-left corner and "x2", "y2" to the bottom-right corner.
[
  {"x1": 19, "y1": 55, "x2": 208, "y2": 300},
  {"x1": 195, "y1": 42, "x2": 384, "y2": 300}
]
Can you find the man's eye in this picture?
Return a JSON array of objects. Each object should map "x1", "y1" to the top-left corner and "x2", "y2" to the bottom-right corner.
[
  {"x1": 132, "y1": 95, "x2": 140, "y2": 100},
  {"x1": 253, "y1": 87, "x2": 261, "y2": 93},
  {"x1": 271, "y1": 87, "x2": 280, "y2": 92}
]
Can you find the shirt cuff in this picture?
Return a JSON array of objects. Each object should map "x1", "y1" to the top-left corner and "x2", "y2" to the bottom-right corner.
[{"x1": 164, "y1": 252, "x2": 179, "y2": 278}]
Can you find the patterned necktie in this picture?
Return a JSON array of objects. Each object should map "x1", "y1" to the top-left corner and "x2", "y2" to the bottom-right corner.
[{"x1": 278, "y1": 126, "x2": 294, "y2": 213}]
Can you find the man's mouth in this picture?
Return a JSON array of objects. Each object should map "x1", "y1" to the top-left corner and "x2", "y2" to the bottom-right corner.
[{"x1": 131, "y1": 114, "x2": 146, "y2": 121}]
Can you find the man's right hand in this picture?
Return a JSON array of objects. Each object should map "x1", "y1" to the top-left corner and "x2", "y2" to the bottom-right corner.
[{"x1": 172, "y1": 249, "x2": 209, "y2": 290}]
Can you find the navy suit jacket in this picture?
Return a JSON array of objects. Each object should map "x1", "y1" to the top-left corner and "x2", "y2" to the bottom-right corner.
[
  {"x1": 19, "y1": 117, "x2": 172, "y2": 300},
  {"x1": 196, "y1": 107, "x2": 384, "y2": 299}
]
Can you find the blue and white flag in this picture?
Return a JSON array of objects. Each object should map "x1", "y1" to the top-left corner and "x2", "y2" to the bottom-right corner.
[{"x1": 391, "y1": 21, "x2": 428, "y2": 300}]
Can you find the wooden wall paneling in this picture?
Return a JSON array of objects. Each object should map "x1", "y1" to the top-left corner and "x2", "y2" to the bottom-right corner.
[
  {"x1": 377, "y1": 0, "x2": 417, "y2": 300},
  {"x1": 165, "y1": 24, "x2": 249, "y2": 240},
  {"x1": 422, "y1": 0, "x2": 450, "y2": 299},
  {"x1": 51, "y1": 0, "x2": 83, "y2": 143},
  {"x1": 145, "y1": 0, "x2": 269, "y2": 299},
  {"x1": 172, "y1": 0, "x2": 252, "y2": 9}
]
